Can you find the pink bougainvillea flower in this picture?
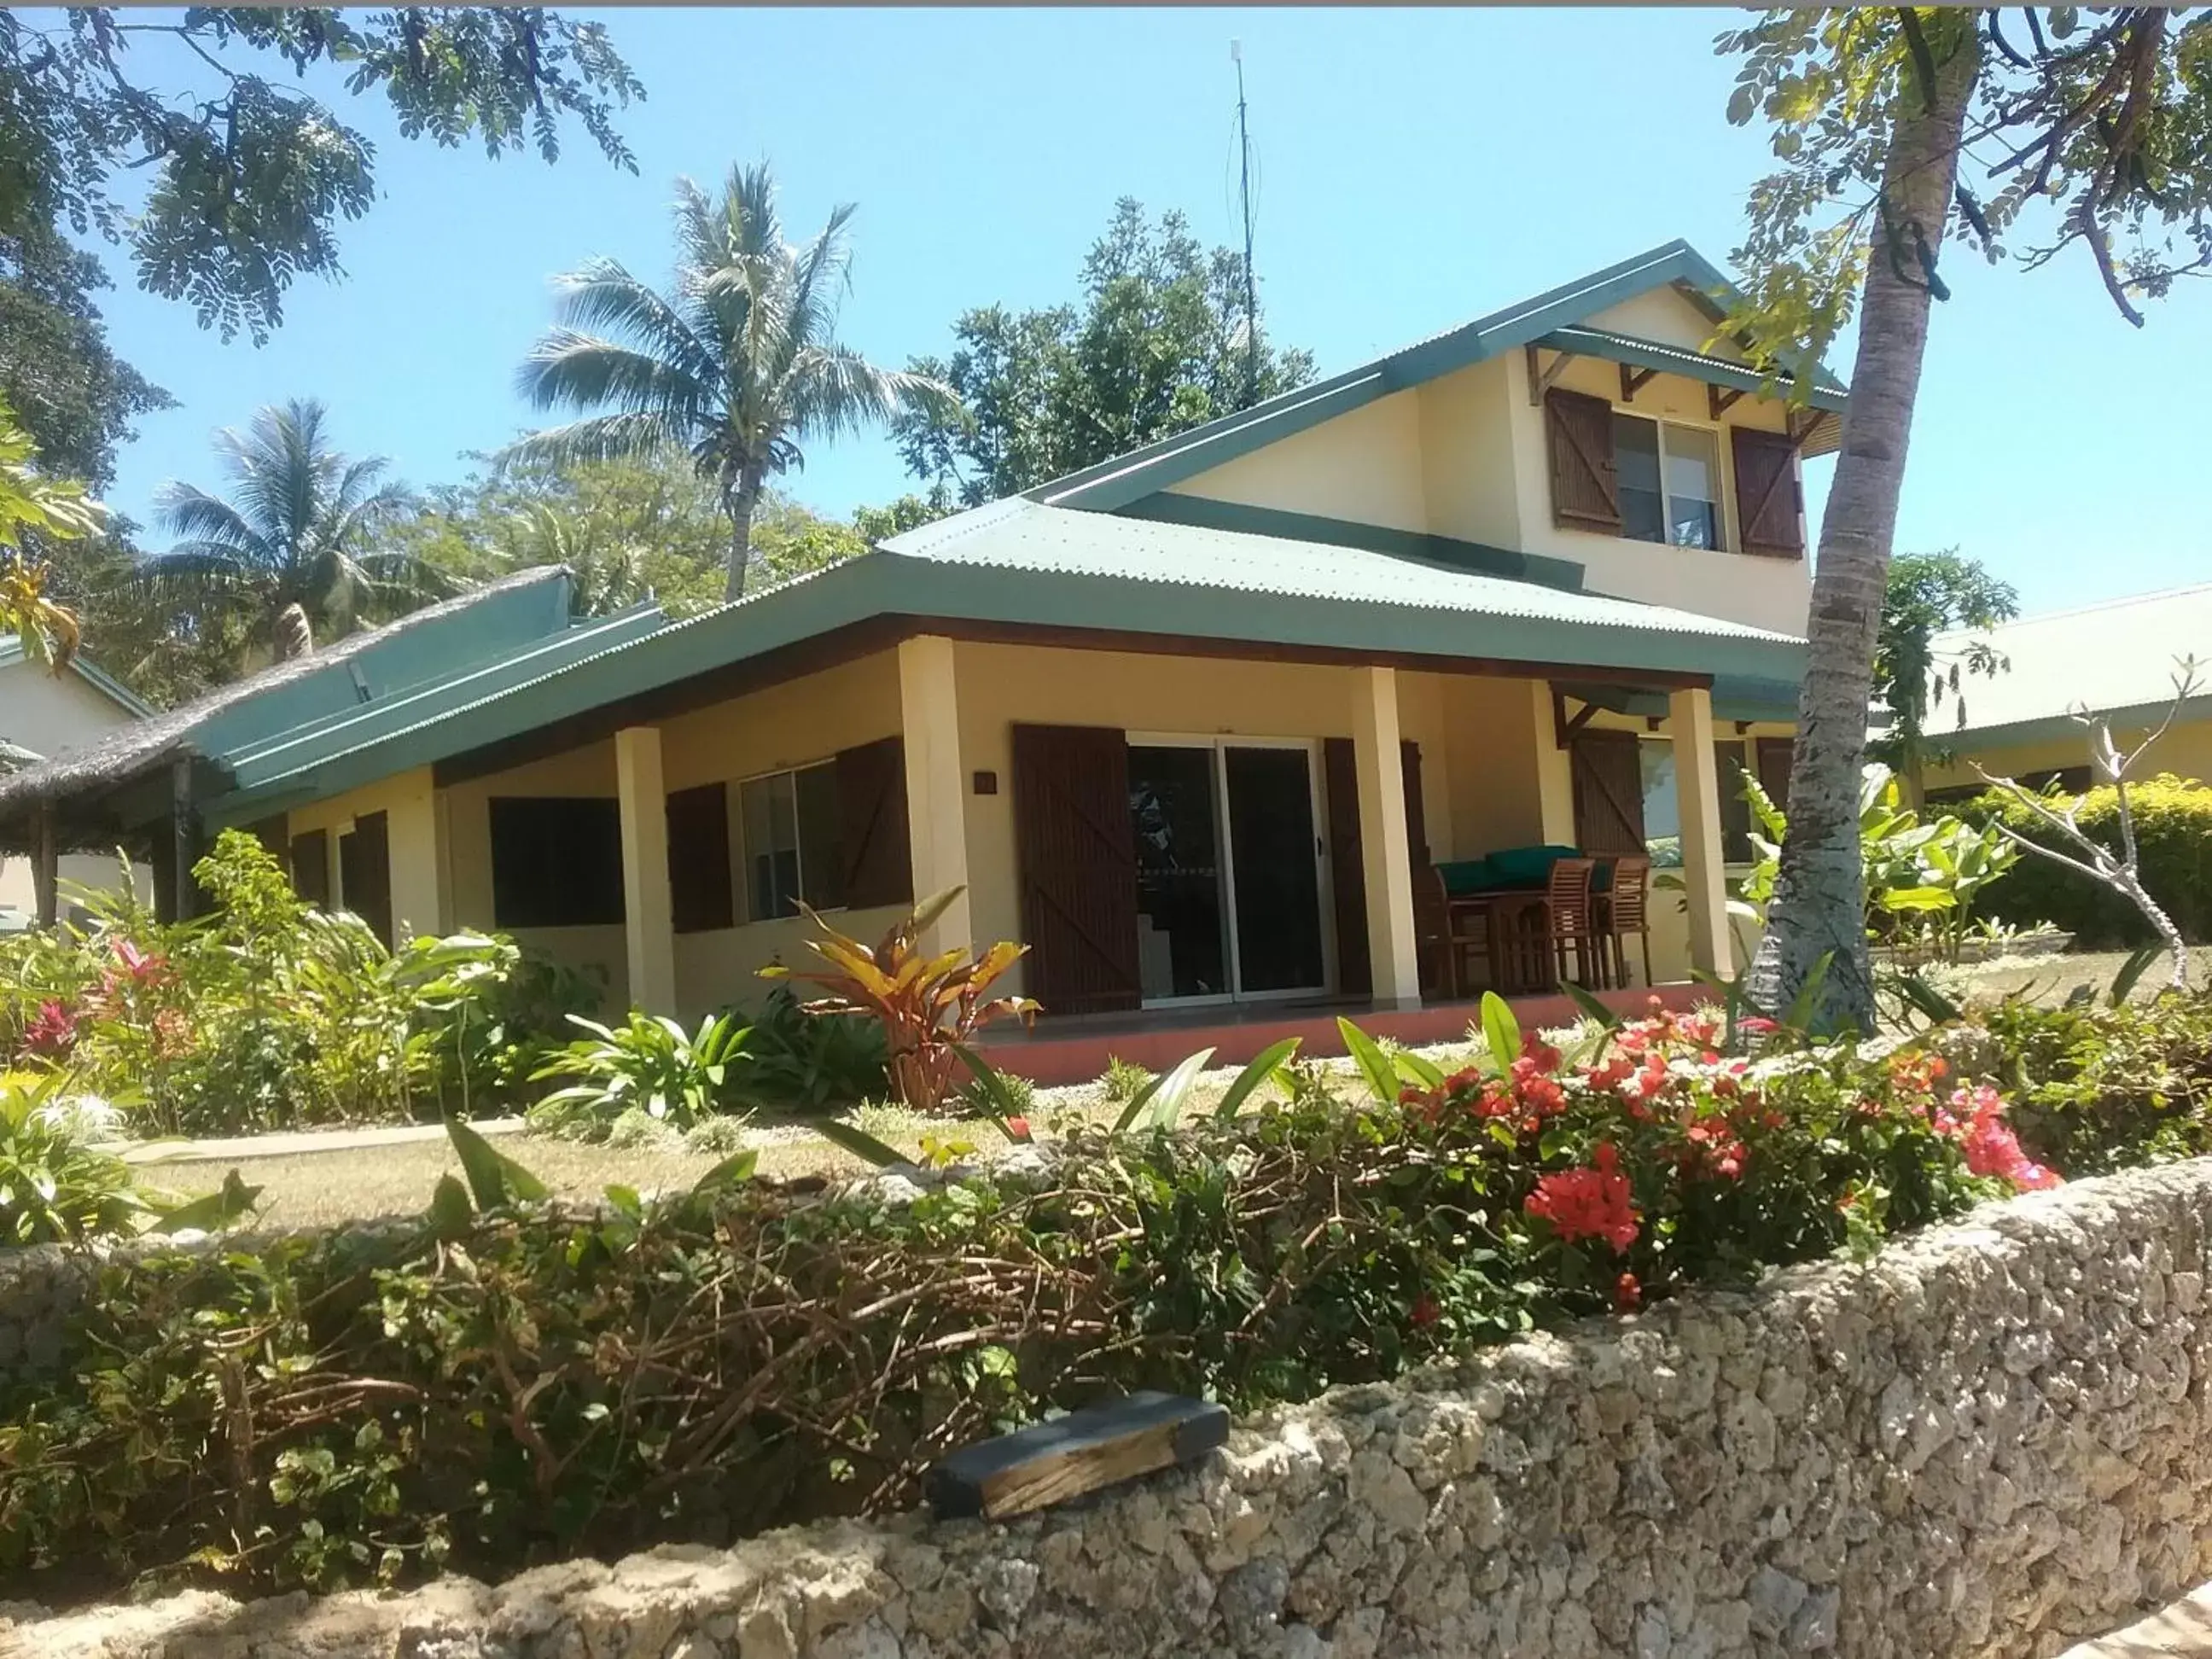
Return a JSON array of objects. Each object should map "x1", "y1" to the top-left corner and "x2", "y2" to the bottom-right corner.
[
  {"x1": 1737, "y1": 1016, "x2": 1778, "y2": 1036},
  {"x1": 1525, "y1": 1143, "x2": 1640, "y2": 1252}
]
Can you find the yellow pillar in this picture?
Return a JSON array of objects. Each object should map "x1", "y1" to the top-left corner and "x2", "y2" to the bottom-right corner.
[
  {"x1": 1530, "y1": 683, "x2": 1579, "y2": 847},
  {"x1": 1353, "y1": 665, "x2": 1421, "y2": 1008},
  {"x1": 898, "y1": 635, "x2": 972, "y2": 957},
  {"x1": 1668, "y1": 685, "x2": 1732, "y2": 977},
  {"x1": 386, "y1": 771, "x2": 445, "y2": 941},
  {"x1": 614, "y1": 725, "x2": 677, "y2": 1014}
]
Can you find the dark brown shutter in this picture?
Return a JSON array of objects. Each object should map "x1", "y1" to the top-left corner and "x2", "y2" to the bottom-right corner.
[
  {"x1": 1011, "y1": 724, "x2": 1140, "y2": 1015},
  {"x1": 338, "y1": 810, "x2": 394, "y2": 947},
  {"x1": 667, "y1": 783, "x2": 735, "y2": 934},
  {"x1": 290, "y1": 828, "x2": 330, "y2": 908},
  {"x1": 1324, "y1": 737, "x2": 1371, "y2": 998},
  {"x1": 1570, "y1": 731, "x2": 1646, "y2": 855},
  {"x1": 1732, "y1": 428, "x2": 1803, "y2": 558},
  {"x1": 836, "y1": 735, "x2": 912, "y2": 911},
  {"x1": 1400, "y1": 739, "x2": 1430, "y2": 870},
  {"x1": 1754, "y1": 736, "x2": 1796, "y2": 813},
  {"x1": 1545, "y1": 388, "x2": 1621, "y2": 533}
]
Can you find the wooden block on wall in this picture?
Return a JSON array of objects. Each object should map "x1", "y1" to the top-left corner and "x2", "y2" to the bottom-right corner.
[{"x1": 925, "y1": 1391, "x2": 1230, "y2": 1522}]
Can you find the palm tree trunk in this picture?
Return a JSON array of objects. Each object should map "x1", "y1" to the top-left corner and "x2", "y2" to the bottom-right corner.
[
  {"x1": 724, "y1": 477, "x2": 763, "y2": 602},
  {"x1": 1747, "y1": 20, "x2": 1981, "y2": 1029}
]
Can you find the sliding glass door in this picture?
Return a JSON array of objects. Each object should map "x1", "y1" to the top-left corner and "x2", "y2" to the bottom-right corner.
[{"x1": 1127, "y1": 737, "x2": 1330, "y2": 1005}]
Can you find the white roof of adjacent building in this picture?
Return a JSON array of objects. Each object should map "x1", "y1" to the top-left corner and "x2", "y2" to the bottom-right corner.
[{"x1": 1934, "y1": 583, "x2": 2212, "y2": 744}]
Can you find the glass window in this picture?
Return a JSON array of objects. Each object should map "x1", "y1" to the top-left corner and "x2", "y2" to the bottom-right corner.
[
  {"x1": 740, "y1": 762, "x2": 843, "y2": 920},
  {"x1": 1612, "y1": 414, "x2": 1726, "y2": 550},
  {"x1": 1662, "y1": 424, "x2": 1722, "y2": 549},
  {"x1": 1613, "y1": 416, "x2": 1667, "y2": 544}
]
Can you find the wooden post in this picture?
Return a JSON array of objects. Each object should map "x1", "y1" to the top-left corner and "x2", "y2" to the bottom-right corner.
[
  {"x1": 31, "y1": 800, "x2": 57, "y2": 929},
  {"x1": 171, "y1": 754, "x2": 196, "y2": 922}
]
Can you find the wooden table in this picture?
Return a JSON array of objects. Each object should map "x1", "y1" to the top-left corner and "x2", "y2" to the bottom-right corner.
[{"x1": 1445, "y1": 887, "x2": 1554, "y2": 996}]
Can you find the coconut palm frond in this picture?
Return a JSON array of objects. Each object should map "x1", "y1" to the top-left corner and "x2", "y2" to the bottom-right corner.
[
  {"x1": 785, "y1": 347, "x2": 957, "y2": 447},
  {"x1": 553, "y1": 257, "x2": 724, "y2": 389},
  {"x1": 506, "y1": 410, "x2": 706, "y2": 474}
]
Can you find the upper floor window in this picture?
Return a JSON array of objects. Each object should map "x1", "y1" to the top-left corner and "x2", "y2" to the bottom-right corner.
[
  {"x1": 1614, "y1": 416, "x2": 1721, "y2": 550},
  {"x1": 1545, "y1": 387, "x2": 1804, "y2": 559}
]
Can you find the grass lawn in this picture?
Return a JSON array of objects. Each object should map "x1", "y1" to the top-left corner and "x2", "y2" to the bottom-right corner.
[{"x1": 157, "y1": 947, "x2": 2207, "y2": 1232}]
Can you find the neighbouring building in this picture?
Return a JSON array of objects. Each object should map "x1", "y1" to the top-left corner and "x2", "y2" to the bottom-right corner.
[
  {"x1": 1919, "y1": 583, "x2": 2212, "y2": 802},
  {"x1": 0, "y1": 639, "x2": 153, "y2": 928},
  {"x1": 0, "y1": 242, "x2": 1836, "y2": 1062}
]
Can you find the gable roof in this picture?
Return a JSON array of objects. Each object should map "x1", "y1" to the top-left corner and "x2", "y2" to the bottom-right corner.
[
  {"x1": 1927, "y1": 583, "x2": 2212, "y2": 751},
  {"x1": 1031, "y1": 240, "x2": 1848, "y2": 513},
  {"x1": 0, "y1": 641, "x2": 156, "y2": 719},
  {"x1": 190, "y1": 502, "x2": 1805, "y2": 825},
  {"x1": 0, "y1": 567, "x2": 584, "y2": 818}
]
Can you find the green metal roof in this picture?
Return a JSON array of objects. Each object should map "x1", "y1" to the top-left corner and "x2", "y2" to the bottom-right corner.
[
  {"x1": 1031, "y1": 240, "x2": 1849, "y2": 513},
  {"x1": 1537, "y1": 325, "x2": 1849, "y2": 414},
  {"x1": 207, "y1": 500, "x2": 1805, "y2": 824}
]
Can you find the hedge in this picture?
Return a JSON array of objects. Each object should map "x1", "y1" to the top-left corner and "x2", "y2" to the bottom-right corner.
[
  {"x1": 5, "y1": 997, "x2": 2212, "y2": 1607},
  {"x1": 1958, "y1": 773, "x2": 2212, "y2": 946}
]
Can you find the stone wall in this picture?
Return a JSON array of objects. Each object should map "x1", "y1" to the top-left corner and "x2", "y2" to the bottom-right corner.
[{"x1": 17, "y1": 1158, "x2": 2212, "y2": 1659}]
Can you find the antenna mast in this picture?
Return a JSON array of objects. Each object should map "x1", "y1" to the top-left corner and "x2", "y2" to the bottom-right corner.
[{"x1": 1231, "y1": 39, "x2": 1260, "y2": 409}]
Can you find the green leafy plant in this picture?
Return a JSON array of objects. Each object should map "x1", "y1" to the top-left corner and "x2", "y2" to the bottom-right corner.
[
  {"x1": 730, "y1": 984, "x2": 889, "y2": 1115},
  {"x1": 1098, "y1": 1054, "x2": 1155, "y2": 1104},
  {"x1": 527, "y1": 1010, "x2": 750, "y2": 1140},
  {"x1": 764, "y1": 888, "x2": 1038, "y2": 1114}
]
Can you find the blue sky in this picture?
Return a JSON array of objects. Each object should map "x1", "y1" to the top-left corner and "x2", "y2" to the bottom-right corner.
[{"x1": 73, "y1": 6, "x2": 2211, "y2": 616}]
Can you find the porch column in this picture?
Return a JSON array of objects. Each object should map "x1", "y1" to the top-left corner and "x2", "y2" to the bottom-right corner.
[
  {"x1": 898, "y1": 634, "x2": 971, "y2": 957},
  {"x1": 614, "y1": 725, "x2": 677, "y2": 1014},
  {"x1": 383, "y1": 770, "x2": 445, "y2": 940},
  {"x1": 31, "y1": 800, "x2": 57, "y2": 928},
  {"x1": 1668, "y1": 685, "x2": 1732, "y2": 977},
  {"x1": 1353, "y1": 665, "x2": 1421, "y2": 1007}
]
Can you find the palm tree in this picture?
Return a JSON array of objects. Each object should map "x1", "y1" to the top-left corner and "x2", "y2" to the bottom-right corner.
[
  {"x1": 512, "y1": 163, "x2": 954, "y2": 602},
  {"x1": 143, "y1": 400, "x2": 443, "y2": 662}
]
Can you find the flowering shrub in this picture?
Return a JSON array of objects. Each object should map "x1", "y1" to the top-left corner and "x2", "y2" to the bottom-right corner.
[{"x1": 0, "y1": 835, "x2": 595, "y2": 1138}]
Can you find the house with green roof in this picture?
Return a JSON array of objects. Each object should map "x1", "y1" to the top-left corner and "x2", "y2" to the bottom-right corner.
[
  {"x1": 0, "y1": 242, "x2": 1831, "y2": 1071},
  {"x1": 0, "y1": 637, "x2": 154, "y2": 928}
]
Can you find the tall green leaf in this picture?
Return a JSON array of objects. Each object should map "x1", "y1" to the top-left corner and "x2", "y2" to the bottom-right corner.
[
  {"x1": 1782, "y1": 951, "x2": 1835, "y2": 1035},
  {"x1": 952, "y1": 1043, "x2": 1035, "y2": 1142},
  {"x1": 148, "y1": 1169, "x2": 262, "y2": 1236},
  {"x1": 445, "y1": 1118, "x2": 549, "y2": 1210},
  {"x1": 1213, "y1": 1037, "x2": 1301, "y2": 1122},
  {"x1": 1480, "y1": 992, "x2": 1522, "y2": 1074},
  {"x1": 816, "y1": 1119, "x2": 911, "y2": 1169},
  {"x1": 1336, "y1": 1017, "x2": 1401, "y2": 1106},
  {"x1": 1558, "y1": 979, "x2": 1622, "y2": 1033},
  {"x1": 1144, "y1": 1047, "x2": 1217, "y2": 1132},
  {"x1": 690, "y1": 1147, "x2": 760, "y2": 1195}
]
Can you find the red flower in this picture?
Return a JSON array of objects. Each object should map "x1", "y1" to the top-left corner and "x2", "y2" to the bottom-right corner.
[
  {"x1": 1935, "y1": 1084, "x2": 2064, "y2": 1193},
  {"x1": 1004, "y1": 1115, "x2": 1032, "y2": 1142},
  {"x1": 1738, "y1": 1016, "x2": 1778, "y2": 1036},
  {"x1": 20, "y1": 998, "x2": 77, "y2": 1058},
  {"x1": 1525, "y1": 1143, "x2": 1640, "y2": 1252},
  {"x1": 1519, "y1": 1033, "x2": 1563, "y2": 1075},
  {"x1": 1613, "y1": 1272, "x2": 1642, "y2": 1312},
  {"x1": 1411, "y1": 1294, "x2": 1441, "y2": 1328}
]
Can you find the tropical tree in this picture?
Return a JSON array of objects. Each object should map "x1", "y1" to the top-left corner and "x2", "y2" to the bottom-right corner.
[
  {"x1": 1872, "y1": 550, "x2": 2020, "y2": 804},
  {"x1": 1722, "y1": 9, "x2": 2212, "y2": 1027},
  {"x1": 513, "y1": 163, "x2": 951, "y2": 601},
  {"x1": 894, "y1": 199, "x2": 1315, "y2": 507},
  {"x1": 0, "y1": 391, "x2": 101, "y2": 669},
  {"x1": 142, "y1": 400, "x2": 445, "y2": 662}
]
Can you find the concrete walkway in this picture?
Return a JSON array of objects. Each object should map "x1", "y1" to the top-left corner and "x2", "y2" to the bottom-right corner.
[
  {"x1": 115, "y1": 1117, "x2": 527, "y2": 1165},
  {"x1": 2064, "y1": 1586, "x2": 2212, "y2": 1656}
]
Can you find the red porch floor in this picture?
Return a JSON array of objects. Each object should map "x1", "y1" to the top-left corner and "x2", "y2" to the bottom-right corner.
[{"x1": 975, "y1": 981, "x2": 1704, "y2": 1086}]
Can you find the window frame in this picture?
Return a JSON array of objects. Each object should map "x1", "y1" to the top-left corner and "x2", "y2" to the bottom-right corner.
[
  {"x1": 1610, "y1": 409, "x2": 1732, "y2": 553},
  {"x1": 734, "y1": 757, "x2": 847, "y2": 924}
]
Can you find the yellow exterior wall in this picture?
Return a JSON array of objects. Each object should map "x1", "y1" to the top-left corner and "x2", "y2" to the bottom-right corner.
[
  {"x1": 1164, "y1": 389, "x2": 1429, "y2": 533},
  {"x1": 1923, "y1": 719, "x2": 2212, "y2": 796},
  {"x1": 0, "y1": 661, "x2": 148, "y2": 918},
  {"x1": 1583, "y1": 289, "x2": 1726, "y2": 352},
  {"x1": 282, "y1": 766, "x2": 443, "y2": 943},
  {"x1": 1415, "y1": 358, "x2": 1525, "y2": 549}
]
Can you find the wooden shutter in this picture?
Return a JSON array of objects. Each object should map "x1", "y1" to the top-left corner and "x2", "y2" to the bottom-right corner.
[
  {"x1": 835, "y1": 736, "x2": 912, "y2": 911},
  {"x1": 1400, "y1": 740, "x2": 1430, "y2": 869},
  {"x1": 667, "y1": 783, "x2": 735, "y2": 934},
  {"x1": 1732, "y1": 428, "x2": 1804, "y2": 558},
  {"x1": 1545, "y1": 388, "x2": 1621, "y2": 533},
  {"x1": 289, "y1": 828, "x2": 330, "y2": 908},
  {"x1": 1324, "y1": 737, "x2": 1371, "y2": 997},
  {"x1": 338, "y1": 810, "x2": 394, "y2": 948},
  {"x1": 1754, "y1": 736, "x2": 1796, "y2": 813},
  {"x1": 1011, "y1": 724, "x2": 1140, "y2": 1015},
  {"x1": 1570, "y1": 731, "x2": 1646, "y2": 855}
]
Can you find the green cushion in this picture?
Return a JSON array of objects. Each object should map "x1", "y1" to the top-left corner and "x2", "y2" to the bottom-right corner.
[
  {"x1": 1486, "y1": 844, "x2": 1581, "y2": 887},
  {"x1": 1438, "y1": 858, "x2": 1495, "y2": 895}
]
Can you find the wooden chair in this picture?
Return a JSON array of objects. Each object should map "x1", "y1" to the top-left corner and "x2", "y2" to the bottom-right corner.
[
  {"x1": 1412, "y1": 866, "x2": 1457, "y2": 998},
  {"x1": 1598, "y1": 854, "x2": 1653, "y2": 989},
  {"x1": 1536, "y1": 855, "x2": 1603, "y2": 990}
]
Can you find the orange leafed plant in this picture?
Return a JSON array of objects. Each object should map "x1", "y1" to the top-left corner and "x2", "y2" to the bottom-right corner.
[{"x1": 761, "y1": 887, "x2": 1039, "y2": 1114}]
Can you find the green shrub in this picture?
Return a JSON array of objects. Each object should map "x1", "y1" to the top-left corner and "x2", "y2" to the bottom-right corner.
[
  {"x1": 0, "y1": 1071, "x2": 146, "y2": 1245},
  {"x1": 1959, "y1": 773, "x2": 2212, "y2": 946},
  {"x1": 527, "y1": 1010, "x2": 750, "y2": 1141},
  {"x1": 8, "y1": 992, "x2": 2156, "y2": 1605},
  {"x1": 0, "y1": 834, "x2": 585, "y2": 1137},
  {"x1": 1098, "y1": 1054, "x2": 1154, "y2": 1103},
  {"x1": 1978, "y1": 992, "x2": 2212, "y2": 1174},
  {"x1": 730, "y1": 986, "x2": 888, "y2": 1115}
]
